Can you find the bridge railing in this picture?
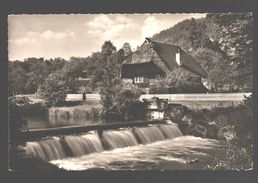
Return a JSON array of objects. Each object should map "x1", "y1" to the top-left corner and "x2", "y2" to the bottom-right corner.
[{"x1": 139, "y1": 93, "x2": 252, "y2": 102}]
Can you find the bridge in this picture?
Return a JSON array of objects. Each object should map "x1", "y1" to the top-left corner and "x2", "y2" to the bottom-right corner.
[
  {"x1": 140, "y1": 92, "x2": 252, "y2": 109},
  {"x1": 66, "y1": 92, "x2": 251, "y2": 102},
  {"x1": 139, "y1": 93, "x2": 251, "y2": 102}
]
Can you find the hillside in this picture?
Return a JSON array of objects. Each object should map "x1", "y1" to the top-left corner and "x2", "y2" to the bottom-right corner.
[{"x1": 126, "y1": 13, "x2": 253, "y2": 92}]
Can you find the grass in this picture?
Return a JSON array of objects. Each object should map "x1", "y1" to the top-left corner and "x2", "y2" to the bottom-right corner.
[{"x1": 48, "y1": 100, "x2": 102, "y2": 120}]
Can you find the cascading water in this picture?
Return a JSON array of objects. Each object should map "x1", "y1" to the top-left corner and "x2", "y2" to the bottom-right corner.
[
  {"x1": 63, "y1": 133, "x2": 104, "y2": 157},
  {"x1": 24, "y1": 123, "x2": 185, "y2": 162},
  {"x1": 132, "y1": 126, "x2": 166, "y2": 144},
  {"x1": 25, "y1": 137, "x2": 66, "y2": 161},
  {"x1": 158, "y1": 123, "x2": 183, "y2": 139},
  {"x1": 101, "y1": 128, "x2": 139, "y2": 149}
]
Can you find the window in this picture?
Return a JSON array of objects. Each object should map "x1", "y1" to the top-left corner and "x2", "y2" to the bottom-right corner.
[{"x1": 134, "y1": 77, "x2": 144, "y2": 83}]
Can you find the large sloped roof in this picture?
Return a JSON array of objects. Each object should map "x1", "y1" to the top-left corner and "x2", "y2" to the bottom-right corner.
[
  {"x1": 121, "y1": 61, "x2": 166, "y2": 79},
  {"x1": 147, "y1": 39, "x2": 208, "y2": 78}
]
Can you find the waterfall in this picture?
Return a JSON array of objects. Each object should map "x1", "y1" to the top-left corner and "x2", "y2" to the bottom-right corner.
[
  {"x1": 63, "y1": 133, "x2": 104, "y2": 157},
  {"x1": 133, "y1": 126, "x2": 166, "y2": 144},
  {"x1": 24, "y1": 123, "x2": 185, "y2": 162},
  {"x1": 25, "y1": 137, "x2": 66, "y2": 161},
  {"x1": 158, "y1": 123, "x2": 183, "y2": 139},
  {"x1": 101, "y1": 129, "x2": 138, "y2": 149}
]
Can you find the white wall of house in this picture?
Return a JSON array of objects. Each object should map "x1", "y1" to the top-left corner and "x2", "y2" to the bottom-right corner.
[{"x1": 148, "y1": 111, "x2": 165, "y2": 120}]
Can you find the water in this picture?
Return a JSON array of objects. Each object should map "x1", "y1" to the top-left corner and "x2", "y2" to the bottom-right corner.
[
  {"x1": 158, "y1": 123, "x2": 183, "y2": 138},
  {"x1": 133, "y1": 126, "x2": 166, "y2": 144},
  {"x1": 23, "y1": 115, "x2": 103, "y2": 129},
  {"x1": 51, "y1": 136, "x2": 226, "y2": 171},
  {"x1": 25, "y1": 137, "x2": 66, "y2": 161},
  {"x1": 101, "y1": 129, "x2": 139, "y2": 149},
  {"x1": 24, "y1": 123, "x2": 227, "y2": 170},
  {"x1": 63, "y1": 133, "x2": 104, "y2": 157}
]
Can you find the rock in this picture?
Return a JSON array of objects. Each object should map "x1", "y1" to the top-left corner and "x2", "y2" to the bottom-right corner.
[
  {"x1": 187, "y1": 158, "x2": 199, "y2": 164},
  {"x1": 167, "y1": 104, "x2": 188, "y2": 122},
  {"x1": 206, "y1": 122, "x2": 219, "y2": 139},
  {"x1": 217, "y1": 125, "x2": 236, "y2": 141},
  {"x1": 193, "y1": 124, "x2": 207, "y2": 138}
]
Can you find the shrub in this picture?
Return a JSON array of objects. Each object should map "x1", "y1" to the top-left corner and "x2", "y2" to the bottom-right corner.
[
  {"x1": 39, "y1": 71, "x2": 77, "y2": 107},
  {"x1": 90, "y1": 107, "x2": 101, "y2": 120},
  {"x1": 73, "y1": 108, "x2": 82, "y2": 119},
  {"x1": 101, "y1": 85, "x2": 147, "y2": 121}
]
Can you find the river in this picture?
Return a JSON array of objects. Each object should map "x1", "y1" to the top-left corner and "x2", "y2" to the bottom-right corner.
[
  {"x1": 23, "y1": 118, "x2": 227, "y2": 171},
  {"x1": 50, "y1": 136, "x2": 226, "y2": 171}
]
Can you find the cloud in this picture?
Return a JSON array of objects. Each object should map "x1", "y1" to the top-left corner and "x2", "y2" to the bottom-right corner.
[
  {"x1": 8, "y1": 14, "x2": 207, "y2": 60},
  {"x1": 86, "y1": 15, "x2": 141, "y2": 49},
  {"x1": 141, "y1": 16, "x2": 167, "y2": 38},
  {"x1": 86, "y1": 15, "x2": 114, "y2": 29},
  {"x1": 11, "y1": 30, "x2": 75, "y2": 46},
  {"x1": 40, "y1": 30, "x2": 75, "y2": 40}
]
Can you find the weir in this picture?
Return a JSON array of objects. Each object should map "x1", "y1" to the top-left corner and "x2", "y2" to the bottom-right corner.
[
  {"x1": 101, "y1": 129, "x2": 139, "y2": 149},
  {"x1": 133, "y1": 126, "x2": 166, "y2": 144},
  {"x1": 20, "y1": 120, "x2": 165, "y2": 141},
  {"x1": 24, "y1": 123, "x2": 183, "y2": 162}
]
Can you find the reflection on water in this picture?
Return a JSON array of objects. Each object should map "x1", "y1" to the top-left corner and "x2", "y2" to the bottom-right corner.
[
  {"x1": 51, "y1": 136, "x2": 226, "y2": 171},
  {"x1": 23, "y1": 115, "x2": 103, "y2": 129}
]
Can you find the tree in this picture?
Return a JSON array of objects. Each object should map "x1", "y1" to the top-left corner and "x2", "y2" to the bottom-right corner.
[
  {"x1": 206, "y1": 13, "x2": 253, "y2": 90},
  {"x1": 151, "y1": 66, "x2": 204, "y2": 93},
  {"x1": 101, "y1": 41, "x2": 117, "y2": 58},
  {"x1": 39, "y1": 71, "x2": 77, "y2": 107},
  {"x1": 8, "y1": 58, "x2": 68, "y2": 95},
  {"x1": 100, "y1": 54, "x2": 121, "y2": 119},
  {"x1": 8, "y1": 63, "x2": 28, "y2": 95},
  {"x1": 98, "y1": 41, "x2": 145, "y2": 120},
  {"x1": 122, "y1": 42, "x2": 132, "y2": 56},
  {"x1": 193, "y1": 48, "x2": 239, "y2": 92}
]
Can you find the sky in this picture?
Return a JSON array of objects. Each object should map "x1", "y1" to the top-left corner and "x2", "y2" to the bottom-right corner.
[{"x1": 8, "y1": 13, "x2": 206, "y2": 61}]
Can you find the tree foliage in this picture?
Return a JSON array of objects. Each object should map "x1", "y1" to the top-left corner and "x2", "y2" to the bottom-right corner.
[
  {"x1": 8, "y1": 58, "x2": 67, "y2": 95},
  {"x1": 39, "y1": 71, "x2": 77, "y2": 107}
]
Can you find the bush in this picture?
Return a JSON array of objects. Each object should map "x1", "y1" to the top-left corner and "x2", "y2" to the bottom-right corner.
[
  {"x1": 90, "y1": 107, "x2": 101, "y2": 120},
  {"x1": 9, "y1": 96, "x2": 31, "y2": 105},
  {"x1": 101, "y1": 85, "x2": 147, "y2": 121},
  {"x1": 39, "y1": 71, "x2": 77, "y2": 107}
]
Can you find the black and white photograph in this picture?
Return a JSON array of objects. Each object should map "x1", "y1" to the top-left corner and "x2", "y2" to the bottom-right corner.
[{"x1": 7, "y1": 13, "x2": 253, "y2": 172}]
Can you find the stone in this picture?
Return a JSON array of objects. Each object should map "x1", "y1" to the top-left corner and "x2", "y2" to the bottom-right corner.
[
  {"x1": 206, "y1": 122, "x2": 219, "y2": 139},
  {"x1": 193, "y1": 124, "x2": 207, "y2": 138},
  {"x1": 217, "y1": 125, "x2": 236, "y2": 141}
]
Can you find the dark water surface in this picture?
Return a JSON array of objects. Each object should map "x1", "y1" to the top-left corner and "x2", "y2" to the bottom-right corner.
[{"x1": 23, "y1": 115, "x2": 103, "y2": 129}]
